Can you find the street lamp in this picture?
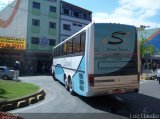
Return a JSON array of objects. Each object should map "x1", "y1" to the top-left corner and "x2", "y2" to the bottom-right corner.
[{"x1": 140, "y1": 25, "x2": 150, "y2": 39}]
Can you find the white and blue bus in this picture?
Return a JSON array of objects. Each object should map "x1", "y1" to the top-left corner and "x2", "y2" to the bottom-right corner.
[{"x1": 52, "y1": 23, "x2": 140, "y2": 97}]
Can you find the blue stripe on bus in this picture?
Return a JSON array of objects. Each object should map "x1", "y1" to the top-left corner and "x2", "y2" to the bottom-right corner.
[
  {"x1": 72, "y1": 56, "x2": 87, "y2": 96},
  {"x1": 55, "y1": 64, "x2": 65, "y2": 83},
  {"x1": 72, "y1": 55, "x2": 85, "y2": 78},
  {"x1": 53, "y1": 65, "x2": 85, "y2": 73},
  {"x1": 54, "y1": 56, "x2": 86, "y2": 96}
]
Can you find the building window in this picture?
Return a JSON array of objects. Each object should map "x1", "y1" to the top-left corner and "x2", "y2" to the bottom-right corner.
[
  {"x1": 50, "y1": 6, "x2": 56, "y2": 13},
  {"x1": 31, "y1": 37, "x2": 39, "y2": 44},
  {"x1": 32, "y1": 2, "x2": 40, "y2": 9},
  {"x1": 78, "y1": 24, "x2": 82, "y2": 27},
  {"x1": 63, "y1": 8, "x2": 69, "y2": 15},
  {"x1": 49, "y1": 39, "x2": 56, "y2": 46},
  {"x1": 83, "y1": 13, "x2": 91, "y2": 20},
  {"x1": 72, "y1": 23, "x2": 77, "y2": 26},
  {"x1": 83, "y1": 14, "x2": 87, "y2": 19},
  {"x1": 48, "y1": 0, "x2": 57, "y2": 2},
  {"x1": 63, "y1": 24, "x2": 71, "y2": 31},
  {"x1": 86, "y1": 14, "x2": 91, "y2": 20},
  {"x1": 73, "y1": 35, "x2": 80, "y2": 53},
  {"x1": 49, "y1": 22, "x2": 56, "y2": 29},
  {"x1": 74, "y1": 11, "x2": 79, "y2": 18},
  {"x1": 32, "y1": 19, "x2": 40, "y2": 26}
]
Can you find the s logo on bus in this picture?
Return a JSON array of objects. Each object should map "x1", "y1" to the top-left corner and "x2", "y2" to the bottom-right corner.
[{"x1": 107, "y1": 31, "x2": 130, "y2": 45}]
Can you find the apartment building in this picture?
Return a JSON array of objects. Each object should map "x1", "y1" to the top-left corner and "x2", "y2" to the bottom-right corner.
[
  {"x1": 0, "y1": 0, "x2": 92, "y2": 75},
  {"x1": 0, "y1": 0, "x2": 60, "y2": 74},
  {"x1": 60, "y1": 1, "x2": 92, "y2": 43}
]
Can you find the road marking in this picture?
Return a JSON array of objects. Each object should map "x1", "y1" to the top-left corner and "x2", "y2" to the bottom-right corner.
[{"x1": 115, "y1": 96, "x2": 124, "y2": 102}]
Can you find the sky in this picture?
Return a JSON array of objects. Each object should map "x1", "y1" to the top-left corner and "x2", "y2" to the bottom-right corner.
[{"x1": 0, "y1": 0, "x2": 160, "y2": 28}]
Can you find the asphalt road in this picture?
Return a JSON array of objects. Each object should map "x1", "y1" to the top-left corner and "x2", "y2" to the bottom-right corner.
[{"x1": 9, "y1": 76, "x2": 160, "y2": 119}]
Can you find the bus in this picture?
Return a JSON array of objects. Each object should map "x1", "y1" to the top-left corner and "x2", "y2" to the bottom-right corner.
[{"x1": 52, "y1": 23, "x2": 140, "y2": 97}]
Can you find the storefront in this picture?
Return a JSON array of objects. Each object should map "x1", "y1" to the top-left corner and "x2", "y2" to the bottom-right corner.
[
  {"x1": 23, "y1": 51, "x2": 52, "y2": 75},
  {"x1": 0, "y1": 36, "x2": 25, "y2": 75}
]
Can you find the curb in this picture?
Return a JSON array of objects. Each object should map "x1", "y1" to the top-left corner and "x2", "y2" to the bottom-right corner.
[
  {"x1": 141, "y1": 75, "x2": 147, "y2": 80},
  {"x1": 0, "y1": 90, "x2": 46, "y2": 111}
]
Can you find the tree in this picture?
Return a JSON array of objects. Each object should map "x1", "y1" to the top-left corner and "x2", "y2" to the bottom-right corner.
[{"x1": 139, "y1": 36, "x2": 155, "y2": 58}]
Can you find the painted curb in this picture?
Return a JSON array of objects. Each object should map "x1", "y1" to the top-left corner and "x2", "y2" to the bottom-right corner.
[{"x1": 0, "y1": 90, "x2": 46, "y2": 111}]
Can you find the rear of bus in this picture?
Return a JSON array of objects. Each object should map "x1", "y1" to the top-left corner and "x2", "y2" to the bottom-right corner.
[{"x1": 87, "y1": 23, "x2": 140, "y2": 96}]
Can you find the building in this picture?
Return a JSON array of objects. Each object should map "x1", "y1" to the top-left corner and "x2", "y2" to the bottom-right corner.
[
  {"x1": 0, "y1": 0, "x2": 61, "y2": 75},
  {"x1": 0, "y1": 0, "x2": 92, "y2": 75},
  {"x1": 138, "y1": 28, "x2": 160, "y2": 67},
  {"x1": 60, "y1": 1, "x2": 92, "y2": 43},
  {"x1": 138, "y1": 28, "x2": 160, "y2": 54}
]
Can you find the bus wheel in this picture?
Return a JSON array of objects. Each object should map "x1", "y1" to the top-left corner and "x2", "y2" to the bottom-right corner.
[
  {"x1": 64, "y1": 75, "x2": 69, "y2": 91},
  {"x1": 69, "y1": 77, "x2": 74, "y2": 95}
]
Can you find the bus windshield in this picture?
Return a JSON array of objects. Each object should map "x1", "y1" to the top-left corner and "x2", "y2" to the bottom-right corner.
[{"x1": 94, "y1": 24, "x2": 137, "y2": 76}]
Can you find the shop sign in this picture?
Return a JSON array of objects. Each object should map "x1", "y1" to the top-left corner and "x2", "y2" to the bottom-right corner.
[{"x1": 0, "y1": 36, "x2": 26, "y2": 50}]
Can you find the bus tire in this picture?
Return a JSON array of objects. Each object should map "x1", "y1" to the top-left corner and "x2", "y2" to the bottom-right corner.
[
  {"x1": 68, "y1": 76, "x2": 75, "y2": 95},
  {"x1": 64, "y1": 74, "x2": 69, "y2": 91}
]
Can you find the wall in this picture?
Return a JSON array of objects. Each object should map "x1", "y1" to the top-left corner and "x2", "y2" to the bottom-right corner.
[
  {"x1": 60, "y1": 1, "x2": 92, "y2": 43},
  {"x1": 60, "y1": 15, "x2": 91, "y2": 42},
  {"x1": 0, "y1": 0, "x2": 28, "y2": 39},
  {"x1": 27, "y1": 0, "x2": 61, "y2": 51},
  {"x1": 0, "y1": 0, "x2": 28, "y2": 50}
]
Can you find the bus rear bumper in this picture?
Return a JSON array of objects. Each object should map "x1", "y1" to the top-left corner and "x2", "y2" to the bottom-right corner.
[{"x1": 86, "y1": 84, "x2": 139, "y2": 97}]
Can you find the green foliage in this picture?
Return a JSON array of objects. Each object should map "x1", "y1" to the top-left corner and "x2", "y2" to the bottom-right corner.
[
  {"x1": 0, "y1": 80, "x2": 39, "y2": 101},
  {"x1": 139, "y1": 36, "x2": 155, "y2": 57}
]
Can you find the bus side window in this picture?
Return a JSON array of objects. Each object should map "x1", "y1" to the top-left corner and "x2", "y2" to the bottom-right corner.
[
  {"x1": 62, "y1": 44, "x2": 64, "y2": 56},
  {"x1": 53, "y1": 50, "x2": 55, "y2": 57},
  {"x1": 66, "y1": 41, "x2": 72, "y2": 54},
  {"x1": 59, "y1": 46, "x2": 61, "y2": 56},
  {"x1": 59, "y1": 45, "x2": 63, "y2": 56},
  {"x1": 56, "y1": 48, "x2": 59, "y2": 57},
  {"x1": 54, "y1": 48, "x2": 57, "y2": 57},
  {"x1": 73, "y1": 35, "x2": 80, "y2": 53},
  {"x1": 80, "y1": 32, "x2": 86, "y2": 52},
  {"x1": 64, "y1": 42, "x2": 67, "y2": 55},
  {"x1": 56, "y1": 48, "x2": 58, "y2": 57},
  {"x1": 54, "y1": 50, "x2": 56, "y2": 57}
]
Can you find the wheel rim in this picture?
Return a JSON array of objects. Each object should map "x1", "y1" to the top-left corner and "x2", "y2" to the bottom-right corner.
[
  {"x1": 65, "y1": 79, "x2": 68, "y2": 88},
  {"x1": 69, "y1": 80, "x2": 73, "y2": 92}
]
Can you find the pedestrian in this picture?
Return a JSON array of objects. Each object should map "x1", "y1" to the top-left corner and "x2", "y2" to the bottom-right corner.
[
  {"x1": 14, "y1": 61, "x2": 20, "y2": 81},
  {"x1": 156, "y1": 69, "x2": 160, "y2": 84}
]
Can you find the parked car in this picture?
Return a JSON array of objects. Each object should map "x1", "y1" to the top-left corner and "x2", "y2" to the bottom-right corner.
[
  {"x1": 0, "y1": 66, "x2": 14, "y2": 80},
  {"x1": 142, "y1": 69, "x2": 157, "y2": 80}
]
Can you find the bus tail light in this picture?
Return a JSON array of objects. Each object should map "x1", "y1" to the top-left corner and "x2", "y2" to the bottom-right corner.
[{"x1": 88, "y1": 74, "x2": 94, "y2": 86}]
